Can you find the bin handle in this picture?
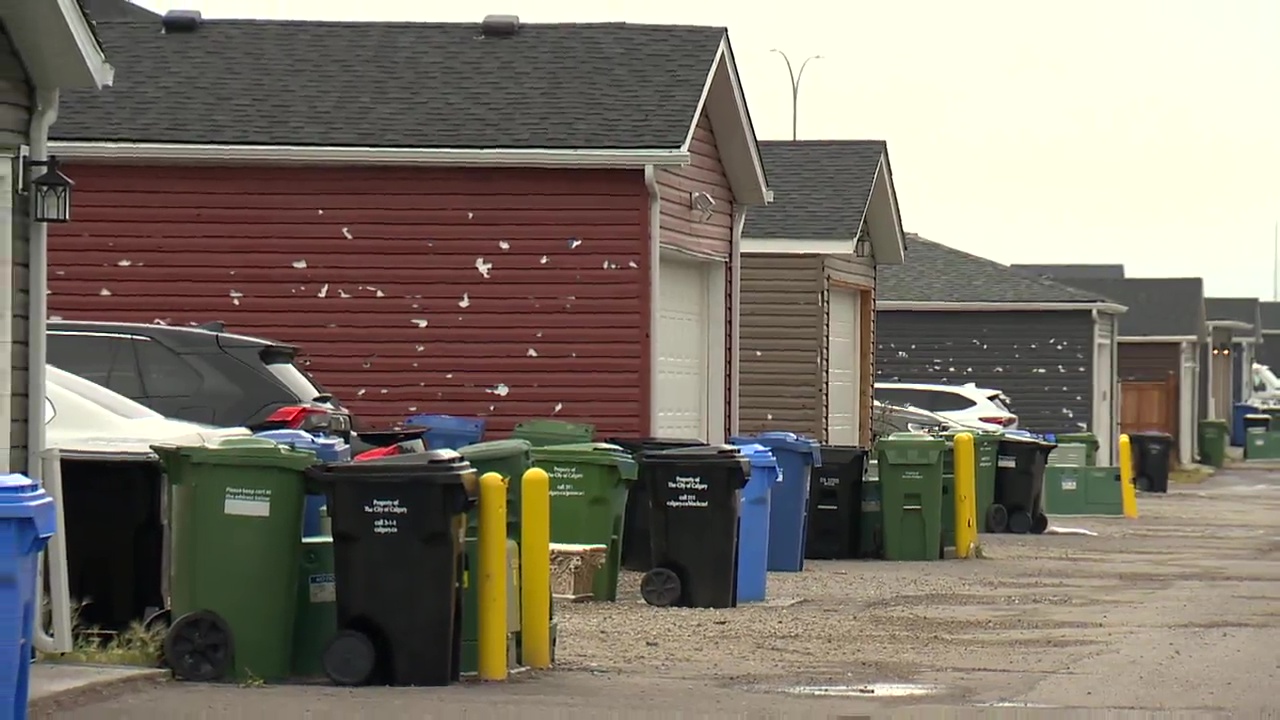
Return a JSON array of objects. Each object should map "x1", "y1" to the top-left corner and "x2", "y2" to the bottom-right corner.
[{"x1": 903, "y1": 504, "x2": 923, "y2": 511}]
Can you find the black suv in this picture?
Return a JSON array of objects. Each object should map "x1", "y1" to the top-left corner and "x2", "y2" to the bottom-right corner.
[{"x1": 47, "y1": 320, "x2": 352, "y2": 438}]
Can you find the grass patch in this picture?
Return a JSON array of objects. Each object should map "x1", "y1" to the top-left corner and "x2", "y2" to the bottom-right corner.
[
  {"x1": 38, "y1": 599, "x2": 163, "y2": 667},
  {"x1": 1170, "y1": 465, "x2": 1215, "y2": 484}
]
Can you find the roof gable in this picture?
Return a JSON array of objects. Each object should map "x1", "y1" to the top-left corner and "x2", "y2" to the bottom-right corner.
[
  {"x1": 1063, "y1": 277, "x2": 1204, "y2": 338},
  {"x1": 743, "y1": 140, "x2": 885, "y2": 239},
  {"x1": 1206, "y1": 297, "x2": 1261, "y2": 337},
  {"x1": 1260, "y1": 301, "x2": 1280, "y2": 332},
  {"x1": 878, "y1": 234, "x2": 1109, "y2": 304},
  {"x1": 54, "y1": 19, "x2": 726, "y2": 150}
]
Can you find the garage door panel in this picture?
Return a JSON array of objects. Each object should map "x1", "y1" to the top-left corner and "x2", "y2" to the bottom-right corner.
[
  {"x1": 827, "y1": 290, "x2": 859, "y2": 445},
  {"x1": 656, "y1": 257, "x2": 709, "y2": 439}
]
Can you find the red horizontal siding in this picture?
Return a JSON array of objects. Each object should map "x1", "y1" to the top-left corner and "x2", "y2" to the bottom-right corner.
[{"x1": 49, "y1": 165, "x2": 651, "y2": 436}]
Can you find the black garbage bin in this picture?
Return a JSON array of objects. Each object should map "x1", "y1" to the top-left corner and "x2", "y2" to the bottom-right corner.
[
  {"x1": 804, "y1": 446, "x2": 868, "y2": 560},
  {"x1": 993, "y1": 436, "x2": 1055, "y2": 535},
  {"x1": 606, "y1": 437, "x2": 707, "y2": 572},
  {"x1": 306, "y1": 449, "x2": 478, "y2": 687},
  {"x1": 637, "y1": 445, "x2": 747, "y2": 609},
  {"x1": 1130, "y1": 431, "x2": 1174, "y2": 493}
]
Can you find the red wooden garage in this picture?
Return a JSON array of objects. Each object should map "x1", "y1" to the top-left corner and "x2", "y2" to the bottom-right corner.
[{"x1": 45, "y1": 12, "x2": 769, "y2": 438}]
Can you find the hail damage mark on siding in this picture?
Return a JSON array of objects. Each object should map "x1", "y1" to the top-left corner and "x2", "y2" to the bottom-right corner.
[
  {"x1": 99, "y1": 288, "x2": 112, "y2": 296},
  {"x1": 317, "y1": 283, "x2": 330, "y2": 298},
  {"x1": 539, "y1": 255, "x2": 549, "y2": 264},
  {"x1": 568, "y1": 238, "x2": 582, "y2": 249},
  {"x1": 526, "y1": 348, "x2": 538, "y2": 357},
  {"x1": 498, "y1": 241, "x2": 510, "y2": 250},
  {"x1": 475, "y1": 258, "x2": 493, "y2": 278},
  {"x1": 291, "y1": 259, "x2": 307, "y2": 269},
  {"x1": 458, "y1": 293, "x2": 471, "y2": 309},
  {"x1": 117, "y1": 259, "x2": 132, "y2": 267},
  {"x1": 487, "y1": 383, "x2": 510, "y2": 397},
  {"x1": 411, "y1": 318, "x2": 429, "y2": 328},
  {"x1": 341, "y1": 227, "x2": 353, "y2": 239}
]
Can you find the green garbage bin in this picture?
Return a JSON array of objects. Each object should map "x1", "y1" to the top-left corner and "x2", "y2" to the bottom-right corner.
[
  {"x1": 876, "y1": 433, "x2": 945, "y2": 562},
  {"x1": 1053, "y1": 432, "x2": 1099, "y2": 466},
  {"x1": 291, "y1": 536, "x2": 336, "y2": 678},
  {"x1": 939, "y1": 431, "x2": 1000, "y2": 552},
  {"x1": 1043, "y1": 465, "x2": 1123, "y2": 515},
  {"x1": 531, "y1": 443, "x2": 637, "y2": 601},
  {"x1": 512, "y1": 419, "x2": 595, "y2": 448},
  {"x1": 458, "y1": 438, "x2": 533, "y2": 537},
  {"x1": 154, "y1": 436, "x2": 315, "y2": 683},
  {"x1": 1198, "y1": 419, "x2": 1228, "y2": 468}
]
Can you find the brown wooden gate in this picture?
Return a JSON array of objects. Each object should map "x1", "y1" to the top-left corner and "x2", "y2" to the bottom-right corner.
[{"x1": 1120, "y1": 374, "x2": 1178, "y2": 438}]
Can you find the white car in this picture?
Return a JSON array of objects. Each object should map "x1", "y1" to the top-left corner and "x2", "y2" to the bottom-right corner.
[
  {"x1": 46, "y1": 365, "x2": 250, "y2": 460},
  {"x1": 874, "y1": 382, "x2": 1019, "y2": 430}
]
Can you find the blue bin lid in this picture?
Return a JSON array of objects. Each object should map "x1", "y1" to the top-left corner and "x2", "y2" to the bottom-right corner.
[
  {"x1": 733, "y1": 432, "x2": 822, "y2": 467},
  {"x1": 255, "y1": 429, "x2": 348, "y2": 454},
  {"x1": 734, "y1": 443, "x2": 778, "y2": 470},
  {"x1": 0, "y1": 474, "x2": 56, "y2": 539},
  {"x1": 405, "y1": 414, "x2": 485, "y2": 432}
]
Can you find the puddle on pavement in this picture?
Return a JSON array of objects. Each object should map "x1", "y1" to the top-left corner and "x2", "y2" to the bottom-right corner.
[{"x1": 779, "y1": 682, "x2": 942, "y2": 698}]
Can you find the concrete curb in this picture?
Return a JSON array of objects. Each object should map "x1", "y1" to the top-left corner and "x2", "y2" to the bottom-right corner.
[{"x1": 27, "y1": 667, "x2": 168, "y2": 716}]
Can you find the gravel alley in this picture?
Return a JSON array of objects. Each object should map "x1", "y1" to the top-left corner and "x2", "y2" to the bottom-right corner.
[{"x1": 37, "y1": 466, "x2": 1280, "y2": 718}]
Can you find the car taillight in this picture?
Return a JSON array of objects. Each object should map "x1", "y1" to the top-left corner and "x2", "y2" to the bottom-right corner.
[
  {"x1": 264, "y1": 405, "x2": 331, "y2": 431},
  {"x1": 981, "y1": 415, "x2": 1017, "y2": 427}
]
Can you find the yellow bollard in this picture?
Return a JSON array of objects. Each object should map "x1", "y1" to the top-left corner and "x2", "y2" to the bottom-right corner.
[
  {"x1": 952, "y1": 432, "x2": 978, "y2": 559},
  {"x1": 477, "y1": 472, "x2": 508, "y2": 681},
  {"x1": 520, "y1": 467, "x2": 552, "y2": 669},
  {"x1": 1118, "y1": 434, "x2": 1139, "y2": 519}
]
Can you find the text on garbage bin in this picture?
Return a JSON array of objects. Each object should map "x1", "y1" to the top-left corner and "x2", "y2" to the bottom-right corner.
[
  {"x1": 666, "y1": 475, "x2": 709, "y2": 508},
  {"x1": 548, "y1": 465, "x2": 586, "y2": 497},
  {"x1": 365, "y1": 498, "x2": 407, "y2": 534},
  {"x1": 223, "y1": 487, "x2": 272, "y2": 518}
]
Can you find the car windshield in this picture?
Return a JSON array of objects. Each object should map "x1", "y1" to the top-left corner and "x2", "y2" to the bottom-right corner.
[
  {"x1": 1257, "y1": 365, "x2": 1280, "y2": 390},
  {"x1": 266, "y1": 361, "x2": 327, "y2": 402},
  {"x1": 46, "y1": 366, "x2": 160, "y2": 421},
  {"x1": 985, "y1": 393, "x2": 1012, "y2": 412}
]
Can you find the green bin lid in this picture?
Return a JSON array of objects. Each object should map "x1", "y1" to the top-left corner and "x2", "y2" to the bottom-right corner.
[
  {"x1": 883, "y1": 432, "x2": 944, "y2": 444},
  {"x1": 152, "y1": 435, "x2": 317, "y2": 470},
  {"x1": 531, "y1": 442, "x2": 638, "y2": 480},
  {"x1": 458, "y1": 437, "x2": 533, "y2": 461}
]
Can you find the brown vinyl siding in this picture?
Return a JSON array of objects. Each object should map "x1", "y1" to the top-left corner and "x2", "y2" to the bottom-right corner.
[
  {"x1": 738, "y1": 254, "x2": 823, "y2": 436},
  {"x1": 0, "y1": 26, "x2": 30, "y2": 472}
]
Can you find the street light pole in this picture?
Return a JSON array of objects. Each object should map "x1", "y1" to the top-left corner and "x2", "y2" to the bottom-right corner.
[{"x1": 770, "y1": 49, "x2": 823, "y2": 140}]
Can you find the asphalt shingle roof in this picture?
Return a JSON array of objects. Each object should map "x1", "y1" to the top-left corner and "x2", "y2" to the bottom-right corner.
[
  {"x1": 1260, "y1": 302, "x2": 1280, "y2": 332},
  {"x1": 81, "y1": 0, "x2": 157, "y2": 21},
  {"x1": 1206, "y1": 297, "x2": 1260, "y2": 335},
  {"x1": 878, "y1": 234, "x2": 1109, "y2": 304},
  {"x1": 742, "y1": 140, "x2": 886, "y2": 239},
  {"x1": 54, "y1": 19, "x2": 725, "y2": 149},
  {"x1": 1010, "y1": 264, "x2": 1126, "y2": 280},
  {"x1": 1059, "y1": 277, "x2": 1204, "y2": 338}
]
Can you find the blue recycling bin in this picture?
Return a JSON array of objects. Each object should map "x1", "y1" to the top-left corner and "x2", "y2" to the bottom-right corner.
[
  {"x1": 254, "y1": 429, "x2": 351, "y2": 536},
  {"x1": 731, "y1": 432, "x2": 821, "y2": 572},
  {"x1": 404, "y1": 414, "x2": 486, "y2": 450},
  {"x1": 0, "y1": 474, "x2": 55, "y2": 717},
  {"x1": 1232, "y1": 403, "x2": 1259, "y2": 447},
  {"x1": 734, "y1": 444, "x2": 778, "y2": 603}
]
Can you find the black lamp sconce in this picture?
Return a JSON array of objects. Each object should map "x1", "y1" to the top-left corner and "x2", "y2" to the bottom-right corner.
[{"x1": 21, "y1": 155, "x2": 74, "y2": 224}]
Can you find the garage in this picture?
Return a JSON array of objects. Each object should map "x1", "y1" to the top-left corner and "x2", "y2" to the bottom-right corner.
[
  {"x1": 655, "y1": 253, "x2": 712, "y2": 440},
  {"x1": 826, "y1": 288, "x2": 860, "y2": 444}
]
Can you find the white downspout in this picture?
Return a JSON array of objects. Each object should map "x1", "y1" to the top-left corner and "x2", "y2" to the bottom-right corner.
[
  {"x1": 644, "y1": 166, "x2": 661, "y2": 437},
  {"x1": 0, "y1": 152, "x2": 13, "y2": 473},
  {"x1": 729, "y1": 207, "x2": 744, "y2": 437},
  {"x1": 29, "y1": 89, "x2": 72, "y2": 654},
  {"x1": 27, "y1": 89, "x2": 56, "y2": 481}
]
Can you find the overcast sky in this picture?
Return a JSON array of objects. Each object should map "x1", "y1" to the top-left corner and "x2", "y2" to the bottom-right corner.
[{"x1": 131, "y1": 0, "x2": 1280, "y2": 298}]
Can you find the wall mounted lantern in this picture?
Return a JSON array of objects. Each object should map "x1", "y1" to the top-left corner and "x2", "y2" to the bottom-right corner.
[
  {"x1": 1212, "y1": 343, "x2": 1232, "y2": 356},
  {"x1": 26, "y1": 155, "x2": 74, "y2": 224}
]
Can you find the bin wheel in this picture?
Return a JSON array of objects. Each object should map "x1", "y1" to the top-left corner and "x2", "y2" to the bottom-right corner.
[
  {"x1": 323, "y1": 630, "x2": 377, "y2": 687},
  {"x1": 1007, "y1": 510, "x2": 1033, "y2": 535},
  {"x1": 640, "y1": 568, "x2": 682, "y2": 608},
  {"x1": 1135, "y1": 475, "x2": 1150, "y2": 492},
  {"x1": 164, "y1": 610, "x2": 234, "y2": 682},
  {"x1": 985, "y1": 504, "x2": 1009, "y2": 533},
  {"x1": 1031, "y1": 512, "x2": 1049, "y2": 535},
  {"x1": 144, "y1": 608, "x2": 171, "y2": 632}
]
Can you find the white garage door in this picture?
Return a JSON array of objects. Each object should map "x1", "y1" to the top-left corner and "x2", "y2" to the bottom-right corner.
[
  {"x1": 826, "y1": 289, "x2": 860, "y2": 445},
  {"x1": 655, "y1": 255, "x2": 709, "y2": 439}
]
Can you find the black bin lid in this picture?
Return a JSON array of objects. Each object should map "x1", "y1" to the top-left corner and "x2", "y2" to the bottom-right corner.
[
  {"x1": 311, "y1": 449, "x2": 475, "y2": 483},
  {"x1": 638, "y1": 444, "x2": 743, "y2": 463},
  {"x1": 605, "y1": 437, "x2": 706, "y2": 453}
]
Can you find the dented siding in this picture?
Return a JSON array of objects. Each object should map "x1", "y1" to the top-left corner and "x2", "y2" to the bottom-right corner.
[
  {"x1": 47, "y1": 164, "x2": 651, "y2": 435},
  {"x1": 656, "y1": 112, "x2": 734, "y2": 431},
  {"x1": 738, "y1": 254, "x2": 823, "y2": 436},
  {"x1": 875, "y1": 310, "x2": 1096, "y2": 435}
]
